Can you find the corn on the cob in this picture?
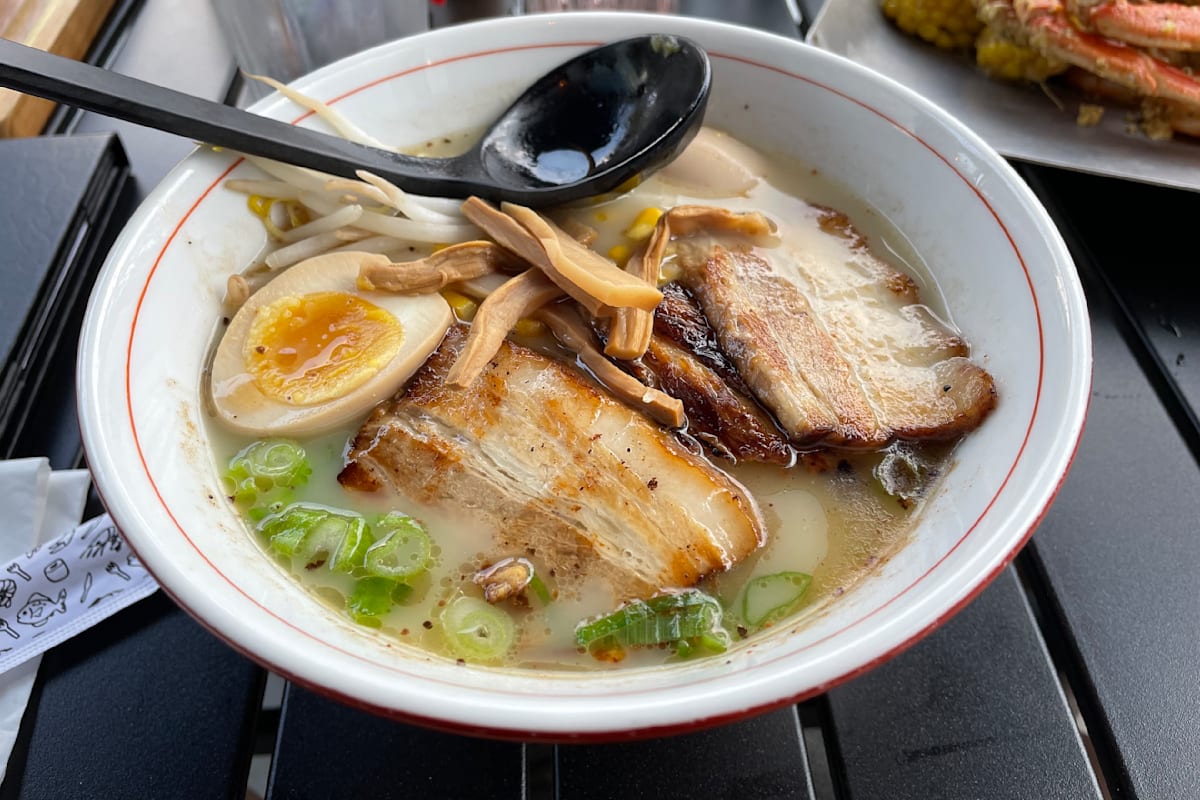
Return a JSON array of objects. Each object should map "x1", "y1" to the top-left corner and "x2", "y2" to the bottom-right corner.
[
  {"x1": 974, "y1": 25, "x2": 1067, "y2": 81},
  {"x1": 882, "y1": 0, "x2": 982, "y2": 49}
]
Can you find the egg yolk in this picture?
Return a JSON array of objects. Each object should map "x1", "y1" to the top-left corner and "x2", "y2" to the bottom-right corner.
[{"x1": 244, "y1": 291, "x2": 403, "y2": 405}]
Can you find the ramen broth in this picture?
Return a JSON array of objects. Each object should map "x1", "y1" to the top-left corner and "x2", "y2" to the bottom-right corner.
[{"x1": 210, "y1": 136, "x2": 958, "y2": 670}]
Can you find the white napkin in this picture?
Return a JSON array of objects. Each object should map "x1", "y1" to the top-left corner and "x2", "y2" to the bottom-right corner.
[{"x1": 0, "y1": 459, "x2": 157, "y2": 782}]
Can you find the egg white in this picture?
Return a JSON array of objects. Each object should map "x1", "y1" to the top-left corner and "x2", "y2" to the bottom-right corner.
[{"x1": 210, "y1": 251, "x2": 453, "y2": 436}]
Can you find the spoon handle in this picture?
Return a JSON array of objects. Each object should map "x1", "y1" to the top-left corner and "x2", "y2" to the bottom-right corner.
[{"x1": 0, "y1": 38, "x2": 464, "y2": 193}]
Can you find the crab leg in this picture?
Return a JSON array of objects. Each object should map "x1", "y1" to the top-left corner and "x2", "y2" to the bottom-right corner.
[
  {"x1": 1063, "y1": 66, "x2": 1144, "y2": 102},
  {"x1": 1014, "y1": 0, "x2": 1200, "y2": 107},
  {"x1": 1074, "y1": 0, "x2": 1200, "y2": 51},
  {"x1": 976, "y1": 0, "x2": 1027, "y2": 37}
]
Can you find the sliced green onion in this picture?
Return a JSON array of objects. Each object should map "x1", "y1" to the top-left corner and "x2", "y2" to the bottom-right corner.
[
  {"x1": 348, "y1": 577, "x2": 396, "y2": 628},
  {"x1": 259, "y1": 504, "x2": 327, "y2": 557},
  {"x1": 297, "y1": 516, "x2": 357, "y2": 570},
  {"x1": 346, "y1": 570, "x2": 417, "y2": 628},
  {"x1": 364, "y1": 513, "x2": 431, "y2": 580},
  {"x1": 391, "y1": 582, "x2": 414, "y2": 604},
  {"x1": 575, "y1": 590, "x2": 728, "y2": 656},
  {"x1": 246, "y1": 490, "x2": 295, "y2": 523},
  {"x1": 225, "y1": 439, "x2": 311, "y2": 491},
  {"x1": 527, "y1": 572, "x2": 552, "y2": 606},
  {"x1": 328, "y1": 516, "x2": 373, "y2": 573},
  {"x1": 674, "y1": 637, "x2": 695, "y2": 659},
  {"x1": 675, "y1": 634, "x2": 730, "y2": 659},
  {"x1": 672, "y1": 630, "x2": 731, "y2": 659},
  {"x1": 441, "y1": 596, "x2": 516, "y2": 663},
  {"x1": 224, "y1": 439, "x2": 311, "y2": 513},
  {"x1": 258, "y1": 503, "x2": 370, "y2": 572},
  {"x1": 741, "y1": 571, "x2": 812, "y2": 627}
]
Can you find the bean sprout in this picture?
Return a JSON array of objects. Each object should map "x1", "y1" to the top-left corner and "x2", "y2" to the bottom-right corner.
[
  {"x1": 329, "y1": 235, "x2": 417, "y2": 257},
  {"x1": 245, "y1": 73, "x2": 396, "y2": 151},
  {"x1": 226, "y1": 84, "x2": 483, "y2": 286},
  {"x1": 223, "y1": 179, "x2": 301, "y2": 199},
  {"x1": 245, "y1": 155, "x2": 340, "y2": 197},
  {"x1": 279, "y1": 204, "x2": 363, "y2": 244},
  {"x1": 298, "y1": 191, "x2": 477, "y2": 244},
  {"x1": 265, "y1": 229, "x2": 372, "y2": 270},
  {"x1": 354, "y1": 171, "x2": 465, "y2": 225}
]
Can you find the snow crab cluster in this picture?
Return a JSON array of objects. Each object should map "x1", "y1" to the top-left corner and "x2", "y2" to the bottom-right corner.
[
  {"x1": 886, "y1": 0, "x2": 1200, "y2": 136},
  {"x1": 992, "y1": 0, "x2": 1200, "y2": 133}
]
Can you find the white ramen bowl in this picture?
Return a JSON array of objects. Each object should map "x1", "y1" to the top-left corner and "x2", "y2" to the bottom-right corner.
[{"x1": 78, "y1": 13, "x2": 1090, "y2": 739}]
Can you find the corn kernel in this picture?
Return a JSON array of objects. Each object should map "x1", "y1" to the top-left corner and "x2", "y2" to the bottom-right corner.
[
  {"x1": 594, "y1": 211, "x2": 609, "y2": 223},
  {"x1": 512, "y1": 318, "x2": 547, "y2": 337},
  {"x1": 247, "y1": 195, "x2": 275, "y2": 219},
  {"x1": 441, "y1": 289, "x2": 478, "y2": 321},
  {"x1": 624, "y1": 207, "x2": 663, "y2": 241},
  {"x1": 248, "y1": 196, "x2": 288, "y2": 241},
  {"x1": 431, "y1": 243, "x2": 451, "y2": 253},
  {"x1": 607, "y1": 244, "x2": 633, "y2": 266}
]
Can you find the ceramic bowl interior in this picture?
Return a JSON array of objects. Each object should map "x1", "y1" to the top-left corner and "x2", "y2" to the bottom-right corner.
[{"x1": 77, "y1": 12, "x2": 1090, "y2": 739}]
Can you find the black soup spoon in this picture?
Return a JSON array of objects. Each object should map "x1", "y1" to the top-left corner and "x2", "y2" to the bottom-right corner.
[{"x1": 0, "y1": 34, "x2": 710, "y2": 207}]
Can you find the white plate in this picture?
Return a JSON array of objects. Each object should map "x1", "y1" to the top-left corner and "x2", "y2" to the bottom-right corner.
[
  {"x1": 809, "y1": 0, "x2": 1200, "y2": 192},
  {"x1": 77, "y1": 12, "x2": 1090, "y2": 739}
]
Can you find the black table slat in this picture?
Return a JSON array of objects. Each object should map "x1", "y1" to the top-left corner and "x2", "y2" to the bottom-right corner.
[
  {"x1": 266, "y1": 684, "x2": 523, "y2": 800},
  {"x1": 824, "y1": 567, "x2": 1100, "y2": 800},
  {"x1": 556, "y1": 705, "x2": 814, "y2": 800},
  {"x1": 2, "y1": 592, "x2": 265, "y2": 800},
  {"x1": 1016, "y1": 166, "x2": 1200, "y2": 799},
  {"x1": 1036, "y1": 169, "x2": 1200, "y2": 435}
]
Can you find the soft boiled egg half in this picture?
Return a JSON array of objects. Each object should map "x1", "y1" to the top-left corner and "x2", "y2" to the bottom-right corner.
[{"x1": 210, "y1": 251, "x2": 453, "y2": 436}]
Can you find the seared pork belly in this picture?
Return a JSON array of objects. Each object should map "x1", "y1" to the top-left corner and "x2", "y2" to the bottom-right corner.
[
  {"x1": 339, "y1": 326, "x2": 765, "y2": 601},
  {"x1": 674, "y1": 210, "x2": 996, "y2": 448},
  {"x1": 625, "y1": 284, "x2": 794, "y2": 466},
  {"x1": 652, "y1": 282, "x2": 747, "y2": 390}
]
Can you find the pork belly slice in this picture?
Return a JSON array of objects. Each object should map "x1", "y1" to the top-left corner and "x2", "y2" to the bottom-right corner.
[
  {"x1": 652, "y1": 281, "x2": 748, "y2": 390},
  {"x1": 676, "y1": 229, "x2": 996, "y2": 448},
  {"x1": 624, "y1": 283, "x2": 794, "y2": 466},
  {"x1": 338, "y1": 326, "x2": 765, "y2": 601}
]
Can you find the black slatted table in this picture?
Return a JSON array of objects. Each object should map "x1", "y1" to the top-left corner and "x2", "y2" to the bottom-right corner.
[{"x1": 4, "y1": 3, "x2": 1198, "y2": 799}]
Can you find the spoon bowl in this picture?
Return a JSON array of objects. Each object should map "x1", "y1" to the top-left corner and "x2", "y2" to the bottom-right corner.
[
  {"x1": 0, "y1": 34, "x2": 709, "y2": 207},
  {"x1": 476, "y1": 35, "x2": 711, "y2": 198}
]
